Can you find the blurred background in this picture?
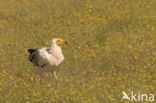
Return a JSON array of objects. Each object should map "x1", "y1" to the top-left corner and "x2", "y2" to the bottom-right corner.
[{"x1": 0, "y1": 0, "x2": 155, "y2": 102}]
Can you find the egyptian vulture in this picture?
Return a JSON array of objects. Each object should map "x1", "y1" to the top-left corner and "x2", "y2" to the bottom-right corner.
[{"x1": 27, "y1": 38, "x2": 67, "y2": 80}]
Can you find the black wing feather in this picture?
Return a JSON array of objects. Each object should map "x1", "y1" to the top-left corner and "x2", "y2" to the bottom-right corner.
[
  {"x1": 27, "y1": 49, "x2": 37, "y2": 64},
  {"x1": 27, "y1": 49, "x2": 46, "y2": 67}
]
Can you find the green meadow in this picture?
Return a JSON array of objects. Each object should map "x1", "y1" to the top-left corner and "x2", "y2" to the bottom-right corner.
[{"x1": 0, "y1": 0, "x2": 155, "y2": 103}]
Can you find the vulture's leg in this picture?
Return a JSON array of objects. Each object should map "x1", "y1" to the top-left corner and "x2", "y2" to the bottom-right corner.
[
  {"x1": 37, "y1": 64, "x2": 46, "y2": 80},
  {"x1": 50, "y1": 66, "x2": 58, "y2": 80},
  {"x1": 54, "y1": 71, "x2": 58, "y2": 80},
  {"x1": 36, "y1": 67, "x2": 43, "y2": 81}
]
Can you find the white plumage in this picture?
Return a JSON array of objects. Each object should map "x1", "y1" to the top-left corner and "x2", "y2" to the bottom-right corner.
[{"x1": 28, "y1": 38, "x2": 67, "y2": 80}]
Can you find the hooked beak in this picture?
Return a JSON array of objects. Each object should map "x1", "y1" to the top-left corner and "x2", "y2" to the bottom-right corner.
[{"x1": 64, "y1": 41, "x2": 68, "y2": 44}]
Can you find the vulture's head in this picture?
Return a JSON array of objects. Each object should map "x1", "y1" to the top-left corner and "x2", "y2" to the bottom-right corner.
[{"x1": 51, "y1": 38, "x2": 67, "y2": 46}]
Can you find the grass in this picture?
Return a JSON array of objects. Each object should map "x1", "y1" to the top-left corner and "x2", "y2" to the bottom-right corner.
[{"x1": 0, "y1": 0, "x2": 155, "y2": 103}]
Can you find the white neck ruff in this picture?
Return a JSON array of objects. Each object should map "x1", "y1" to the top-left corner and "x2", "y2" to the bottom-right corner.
[{"x1": 49, "y1": 44, "x2": 64, "y2": 66}]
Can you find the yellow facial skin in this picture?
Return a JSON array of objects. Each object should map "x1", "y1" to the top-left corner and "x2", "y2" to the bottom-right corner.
[{"x1": 56, "y1": 39, "x2": 67, "y2": 46}]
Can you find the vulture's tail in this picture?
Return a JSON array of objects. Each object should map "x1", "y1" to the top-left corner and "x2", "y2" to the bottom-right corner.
[
  {"x1": 27, "y1": 49, "x2": 37, "y2": 63},
  {"x1": 27, "y1": 49, "x2": 44, "y2": 67},
  {"x1": 28, "y1": 49, "x2": 36, "y2": 54}
]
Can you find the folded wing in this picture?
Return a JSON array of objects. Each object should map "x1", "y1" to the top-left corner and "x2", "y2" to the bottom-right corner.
[{"x1": 28, "y1": 47, "x2": 52, "y2": 67}]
